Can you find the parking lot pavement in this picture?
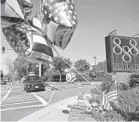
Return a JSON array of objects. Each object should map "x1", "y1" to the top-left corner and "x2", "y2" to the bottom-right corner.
[
  {"x1": 0, "y1": 85, "x2": 11, "y2": 102},
  {"x1": 1, "y1": 85, "x2": 51, "y2": 121}
]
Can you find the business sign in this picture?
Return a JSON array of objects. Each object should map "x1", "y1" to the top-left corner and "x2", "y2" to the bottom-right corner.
[{"x1": 105, "y1": 35, "x2": 139, "y2": 73}]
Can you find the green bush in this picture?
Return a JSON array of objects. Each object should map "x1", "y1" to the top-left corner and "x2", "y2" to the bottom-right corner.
[
  {"x1": 75, "y1": 73, "x2": 92, "y2": 82},
  {"x1": 118, "y1": 83, "x2": 129, "y2": 91},
  {"x1": 100, "y1": 81, "x2": 110, "y2": 91},
  {"x1": 91, "y1": 109, "x2": 124, "y2": 121},
  {"x1": 129, "y1": 73, "x2": 139, "y2": 89},
  {"x1": 90, "y1": 82, "x2": 139, "y2": 121},
  {"x1": 110, "y1": 87, "x2": 139, "y2": 121}
]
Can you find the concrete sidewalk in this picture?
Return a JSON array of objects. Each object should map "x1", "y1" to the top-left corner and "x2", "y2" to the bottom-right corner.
[{"x1": 17, "y1": 96, "x2": 78, "y2": 121}]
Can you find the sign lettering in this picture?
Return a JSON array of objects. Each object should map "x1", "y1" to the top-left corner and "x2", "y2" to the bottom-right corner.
[{"x1": 105, "y1": 35, "x2": 139, "y2": 72}]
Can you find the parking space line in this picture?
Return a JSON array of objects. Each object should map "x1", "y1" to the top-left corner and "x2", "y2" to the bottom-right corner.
[
  {"x1": 2, "y1": 98, "x2": 37, "y2": 104},
  {"x1": 0, "y1": 104, "x2": 45, "y2": 112},
  {"x1": 1, "y1": 88, "x2": 12, "y2": 103},
  {"x1": 32, "y1": 93, "x2": 48, "y2": 106},
  {"x1": 1, "y1": 100, "x2": 39, "y2": 107}
]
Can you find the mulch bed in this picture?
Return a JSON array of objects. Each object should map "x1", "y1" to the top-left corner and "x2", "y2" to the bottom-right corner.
[{"x1": 68, "y1": 105, "x2": 95, "y2": 121}]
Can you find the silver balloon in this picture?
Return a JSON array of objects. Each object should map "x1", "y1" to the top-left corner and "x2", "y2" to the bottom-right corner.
[
  {"x1": 40, "y1": 0, "x2": 78, "y2": 49},
  {"x1": 2, "y1": 23, "x2": 54, "y2": 63},
  {"x1": 1, "y1": 0, "x2": 33, "y2": 27}
]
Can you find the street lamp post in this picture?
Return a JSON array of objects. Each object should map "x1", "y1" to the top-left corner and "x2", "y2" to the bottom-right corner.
[{"x1": 94, "y1": 57, "x2": 97, "y2": 66}]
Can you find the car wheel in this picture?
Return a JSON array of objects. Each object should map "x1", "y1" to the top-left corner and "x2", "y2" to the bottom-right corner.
[
  {"x1": 26, "y1": 88, "x2": 29, "y2": 92},
  {"x1": 42, "y1": 88, "x2": 45, "y2": 91}
]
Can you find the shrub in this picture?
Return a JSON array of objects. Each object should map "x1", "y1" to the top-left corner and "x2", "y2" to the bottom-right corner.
[
  {"x1": 100, "y1": 81, "x2": 111, "y2": 91},
  {"x1": 111, "y1": 87, "x2": 139, "y2": 121},
  {"x1": 129, "y1": 73, "x2": 139, "y2": 89},
  {"x1": 91, "y1": 109, "x2": 124, "y2": 121},
  {"x1": 90, "y1": 83, "x2": 139, "y2": 121},
  {"x1": 75, "y1": 73, "x2": 92, "y2": 82},
  {"x1": 118, "y1": 83, "x2": 129, "y2": 91}
]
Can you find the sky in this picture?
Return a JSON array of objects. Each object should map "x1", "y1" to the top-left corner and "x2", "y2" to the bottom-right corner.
[{"x1": 1, "y1": 0, "x2": 139, "y2": 74}]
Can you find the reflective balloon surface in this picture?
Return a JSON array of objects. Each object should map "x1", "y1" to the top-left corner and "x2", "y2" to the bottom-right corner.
[
  {"x1": 1, "y1": 0, "x2": 33, "y2": 27},
  {"x1": 2, "y1": 23, "x2": 54, "y2": 63},
  {"x1": 41, "y1": 0, "x2": 78, "y2": 49},
  {"x1": 1, "y1": 0, "x2": 78, "y2": 63}
]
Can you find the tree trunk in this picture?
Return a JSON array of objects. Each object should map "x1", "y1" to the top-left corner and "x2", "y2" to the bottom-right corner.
[{"x1": 60, "y1": 73, "x2": 61, "y2": 82}]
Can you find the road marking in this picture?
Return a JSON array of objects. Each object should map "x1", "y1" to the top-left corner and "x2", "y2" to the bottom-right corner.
[
  {"x1": 2, "y1": 98, "x2": 38, "y2": 104},
  {"x1": 78, "y1": 87, "x2": 82, "y2": 89},
  {"x1": 0, "y1": 104, "x2": 45, "y2": 112},
  {"x1": 1, "y1": 88, "x2": 12, "y2": 103},
  {"x1": 48, "y1": 91, "x2": 55, "y2": 104},
  {"x1": 32, "y1": 93, "x2": 48, "y2": 106},
  {"x1": 1, "y1": 100, "x2": 39, "y2": 107}
]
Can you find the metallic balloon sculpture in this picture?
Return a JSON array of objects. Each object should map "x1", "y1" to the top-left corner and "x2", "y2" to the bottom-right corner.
[{"x1": 1, "y1": 0, "x2": 77, "y2": 63}]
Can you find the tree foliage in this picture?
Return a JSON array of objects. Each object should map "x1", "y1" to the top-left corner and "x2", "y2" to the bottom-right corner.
[
  {"x1": 13, "y1": 56, "x2": 30, "y2": 78},
  {"x1": 0, "y1": 70, "x2": 3, "y2": 79},
  {"x1": 52, "y1": 57, "x2": 72, "y2": 74},
  {"x1": 13, "y1": 56, "x2": 50, "y2": 79},
  {"x1": 74, "y1": 59, "x2": 90, "y2": 73},
  {"x1": 4, "y1": 58, "x2": 15, "y2": 80}
]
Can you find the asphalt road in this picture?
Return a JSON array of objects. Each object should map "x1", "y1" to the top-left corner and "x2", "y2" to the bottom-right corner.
[{"x1": 1, "y1": 82, "x2": 101, "y2": 121}]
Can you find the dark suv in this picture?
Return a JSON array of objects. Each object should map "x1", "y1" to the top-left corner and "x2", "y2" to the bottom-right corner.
[{"x1": 23, "y1": 75, "x2": 45, "y2": 92}]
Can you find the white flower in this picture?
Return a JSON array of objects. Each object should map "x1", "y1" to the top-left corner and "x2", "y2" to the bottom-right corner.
[
  {"x1": 86, "y1": 106, "x2": 93, "y2": 113},
  {"x1": 91, "y1": 102, "x2": 98, "y2": 107}
]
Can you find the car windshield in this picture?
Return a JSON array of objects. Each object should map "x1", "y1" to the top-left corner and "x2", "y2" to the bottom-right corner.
[{"x1": 26, "y1": 76, "x2": 42, "y2": 82}]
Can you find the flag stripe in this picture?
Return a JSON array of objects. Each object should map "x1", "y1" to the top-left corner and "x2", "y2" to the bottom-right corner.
[
  {"x1": 30, "y1": 51, "x2": 52, "y2": 62},
  {"x1": 107, "y1": 96, "x2": 118, "y2": 102},
  {"x1": 107, "y1": 94, "x2": 117, "y2": 101},
  {"x1": 32, "y1": 42, "x2": 54, "y2": 57},
  {"x1": 105, "y1": 91, "x2": 117, "y2": 97},
  {"x1": 102, "y1": 80, "x2": 118, "y2": 110},
  {"x1": 71, "y1": 77, "x2": 76, "y2": 83}
]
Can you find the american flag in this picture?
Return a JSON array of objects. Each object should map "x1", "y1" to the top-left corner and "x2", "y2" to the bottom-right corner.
[
  {"x1": 40, "y1": 0, "x2": 78, "y2": 49},
  {"x1": 102, "y1": 79, "x2": 118, "y2": 110},
  {"x1": 41, "y1": 0, "x2": 77, "y2": 27}
]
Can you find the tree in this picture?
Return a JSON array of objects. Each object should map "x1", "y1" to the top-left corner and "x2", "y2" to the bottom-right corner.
[
  {"x1": 13, "y1": 56, "x2": 30, "y2": 79},
  {"x1": 13, "y1": 56, "x2": 50, "y2": 79},
  {"x1": 5, "y1": 58, "x2": 15, "y2": 81},
  {"x1": 74, "y1": 59, "x2": 90, "y2": 73},
  {"x1": 95, "y1": 61, "x2": 107, "y2": 77},
  {"x1": 52, "y1": 57, "x2": 72, "y2": 82},
  {"x1": 0, "y1": 70, "x2": 4, "y2": 79}
]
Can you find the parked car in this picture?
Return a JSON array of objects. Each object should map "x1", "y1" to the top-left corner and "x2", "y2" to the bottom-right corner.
[{"x1": 23, "y1": 75, "x2": 45, "y2": 92}]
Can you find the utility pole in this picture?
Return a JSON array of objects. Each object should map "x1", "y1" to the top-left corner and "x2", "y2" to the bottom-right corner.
[
  {"x1": 93, "y1": 56, "x2": 97, "y2": 74},
  {"x1": 94, "y1": 56, "x2": 97, "y2": 66}
]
